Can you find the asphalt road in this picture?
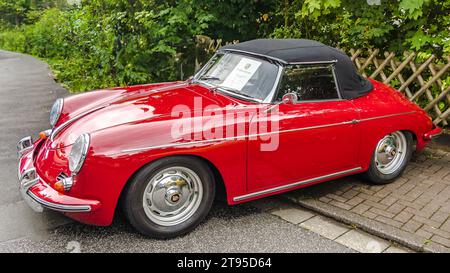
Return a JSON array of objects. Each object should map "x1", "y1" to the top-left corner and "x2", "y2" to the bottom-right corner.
[{"x1": 0, "y1": 50, "x2": 353, "y2": 253}]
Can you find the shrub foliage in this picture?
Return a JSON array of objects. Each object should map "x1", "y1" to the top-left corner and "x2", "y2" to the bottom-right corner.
[{"x1": 0, "y1": 0, "x2": 449, "y2": 92}]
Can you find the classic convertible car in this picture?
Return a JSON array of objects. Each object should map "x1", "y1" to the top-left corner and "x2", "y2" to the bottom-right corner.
[{"x1": 18, "y1": 39, "x2": 441, "y2": 238}]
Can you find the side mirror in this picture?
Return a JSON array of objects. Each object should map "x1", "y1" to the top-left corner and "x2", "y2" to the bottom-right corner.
[{"x1": 282, "y1": 93, "x2": 298, "y2": 104}]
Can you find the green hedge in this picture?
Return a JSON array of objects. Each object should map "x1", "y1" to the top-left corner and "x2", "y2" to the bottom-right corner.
[{"x1": 0, "y1": 0, "x2": 449, "y2": 93}]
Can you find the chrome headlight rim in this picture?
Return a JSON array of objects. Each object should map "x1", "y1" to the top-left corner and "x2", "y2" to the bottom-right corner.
[
  {"x1": 69, "y1": 133, "x2": 90, "y2": 175},
  {"x1": 50, "y1": 98, "x2": 63, "y2": 128}
]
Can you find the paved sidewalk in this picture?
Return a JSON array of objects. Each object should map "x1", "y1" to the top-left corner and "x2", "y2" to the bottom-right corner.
[
  {"x1": 283, "y1": 144, "x2": 450, "y2": 252},
  {"x1": 0, "y1": 50, "x2": 70, "y2": 242},
  {"x1": 252, "y1": 198, "x2": 412, "y2": 253}
]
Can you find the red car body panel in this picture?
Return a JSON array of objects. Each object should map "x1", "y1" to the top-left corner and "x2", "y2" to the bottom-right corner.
[
  {"x1": 19, "y1": 78, "x2": 438, "y2": 226},
  {"x1": 248, "y1": 99, "x2": 360, "y2": 192}
]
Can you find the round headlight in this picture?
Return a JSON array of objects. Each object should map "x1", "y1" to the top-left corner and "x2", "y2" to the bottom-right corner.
[
  {"x1": 69, "y1": 133, "x2": 90, "y2": 175},
  {"x1": 50, "y1": 98, "x2": 63, "y2": 127}
]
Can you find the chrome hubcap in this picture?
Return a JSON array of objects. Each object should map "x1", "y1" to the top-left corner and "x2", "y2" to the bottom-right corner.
[
  {"x1": 143, "y1": 166, "x2": 203, "y2": 226},
  {"x1": 375, "y1": 131, "x2": 407, "y2": 175}
]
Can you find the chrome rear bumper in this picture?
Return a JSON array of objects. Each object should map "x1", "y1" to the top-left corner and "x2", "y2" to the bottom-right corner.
[{"x1": 423, "y1": 126, "x2": 443, "y2": 140}]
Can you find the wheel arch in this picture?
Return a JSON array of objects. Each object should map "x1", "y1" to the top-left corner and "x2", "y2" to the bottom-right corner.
[
  {"x1": 116, "y1": 154, "x2": 228, "y2": 215},
  {"x1": 360, "y1": 127, "x2": 419, "y2": 171},
  {"x1": 401, "y1": 129, "x2": 418, "y2": 149},
  {"x1": 370, "y1": 128, "x2": 417, "y2": 154}
]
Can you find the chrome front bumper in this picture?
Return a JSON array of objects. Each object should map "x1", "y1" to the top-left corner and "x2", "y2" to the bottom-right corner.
[
  {"x1": 18, "y1": 136, "x2": 44, "y2": 212},
  {"x1": 17, "y1": 135, "x2": 94, "y2": 213},
  {"x1": 17, "y1": 136, "x2": 33, "y2": 157},
  {"x1": 18, "y1": 165, "x2": 44, "y2": 212}
]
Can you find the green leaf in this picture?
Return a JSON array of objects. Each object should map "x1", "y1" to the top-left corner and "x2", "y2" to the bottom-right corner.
[
  {"x1": 399, "y1": 0, "x2": 428, "y2": 19},
  {"x1": 408, "y1": 30, "x2": 432, "y2": 50}
]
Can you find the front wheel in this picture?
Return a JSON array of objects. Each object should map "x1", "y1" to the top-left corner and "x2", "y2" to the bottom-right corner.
[
  {"x1": 365, "y1": 131, "x2": 413, "y2": 185},
  {"x1": 122, "y1": 156, "x2": 215, "y2": 238}
]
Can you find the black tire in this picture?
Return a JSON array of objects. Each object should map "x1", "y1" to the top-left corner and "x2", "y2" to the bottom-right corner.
[
  {"x1": 365, "y1": 131, "x2": 413, "y2": 185},
  {"x1": 122, "y1": 156, "x2": 215, "y2": 238}
]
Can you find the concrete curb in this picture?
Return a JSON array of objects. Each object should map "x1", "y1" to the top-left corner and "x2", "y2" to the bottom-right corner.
[{"x1": 281, "y1": 193, "x2": 450, "y2": 253}]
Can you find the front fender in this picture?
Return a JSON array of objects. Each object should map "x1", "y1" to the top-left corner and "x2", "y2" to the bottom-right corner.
[{"x1": 76, "y1": 108, "x2": 254, "y2": 225}]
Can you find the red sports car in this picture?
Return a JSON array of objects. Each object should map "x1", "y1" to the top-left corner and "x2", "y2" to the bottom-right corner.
[{"x1": 17, "y1": 39, "x2": 441, "y2": 238}]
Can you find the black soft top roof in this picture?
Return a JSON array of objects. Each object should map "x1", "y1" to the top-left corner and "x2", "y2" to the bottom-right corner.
[{"x1": 220, "y1": 39, "x2": 373, "y2": 99}]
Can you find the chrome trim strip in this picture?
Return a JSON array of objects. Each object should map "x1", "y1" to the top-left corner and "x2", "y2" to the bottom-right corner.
[
  {"x1": 121, "y1": 120, "x2": 354, "y2": 153},
  {"x1": 119, "y1": 111, "x2": 416, "y2": 154},
  {"x1": 27, "y1": 191, "x2": 92, "y2": 212},
  {"x1": 331, "y1": 65, "x2": 342, "y2": 99},
  {"x1": 50, "y1": 105, "x2": 105, "y2": 141},
  {"x1": 233, "y1": 167, "x2": 363, "y2": 202},
  {"x1": 249, "y1": 120, "x2": 354, "y2": 138},
  {"x1": 50, "y1": 98, "x2": 64, "y2": 128},
  {"x1": 193, "y1": 55, "x2": 213, "y2": 80},
  {"x1": 359, "y1": 111, "x2": 416, "y2": 122},
  {"x1": 122, "y1": 136, "x2": 248, "y2": 153},
  {"x1": 264, "y1": 66, "x2": 284, "y2": 103}
]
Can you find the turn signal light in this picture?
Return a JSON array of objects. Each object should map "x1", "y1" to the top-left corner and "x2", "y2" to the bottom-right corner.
[
  {"x1": 53, "y1": 176, "x2": 74, "y2": 192},
  {"x1": 39, "y1": 129, "x2": 52, "y2": 140},
  {"x1": 53, "y1": 181, "x2": 65, "y2": 192}
]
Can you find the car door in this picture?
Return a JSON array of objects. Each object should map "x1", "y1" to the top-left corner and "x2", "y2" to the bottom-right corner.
[{"x1": 247, "y1": 63, "x2": 361, "y2": 192}]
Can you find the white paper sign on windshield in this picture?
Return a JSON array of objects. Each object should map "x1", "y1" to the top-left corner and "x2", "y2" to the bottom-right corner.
[{"x1": 221, "y1": 58, "x2": 262, "y2": 91}]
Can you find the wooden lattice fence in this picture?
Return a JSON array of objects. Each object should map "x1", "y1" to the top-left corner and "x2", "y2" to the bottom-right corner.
[
  {"x1": 194, "y1": 36, "x2": 450, "y2": 126},
  {"x1": 347, "y1": 49, "x2": 450, "y2": 126}
]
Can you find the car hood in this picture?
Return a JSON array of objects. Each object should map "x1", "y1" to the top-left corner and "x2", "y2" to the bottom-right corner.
[{"x1": 50, "y1": 82, "x2": 245, "y2": 148}]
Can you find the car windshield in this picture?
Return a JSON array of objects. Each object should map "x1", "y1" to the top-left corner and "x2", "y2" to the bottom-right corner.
[{"x1": 194, "y1": 52, "x2": 280, "y2": 102}]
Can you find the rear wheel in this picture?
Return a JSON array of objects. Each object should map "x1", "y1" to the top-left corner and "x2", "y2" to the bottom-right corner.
[
  {"x1": 365, "y1": 131, "x2": 413, "y2": 185},
  {"x1": 123, "y1": 156, "x2": 215, "y2": 238}
]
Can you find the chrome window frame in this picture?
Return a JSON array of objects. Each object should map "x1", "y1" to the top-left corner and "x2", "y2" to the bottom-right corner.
[{"x1": 272, "y1": 61, "x2": 343, "y2": 103}]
